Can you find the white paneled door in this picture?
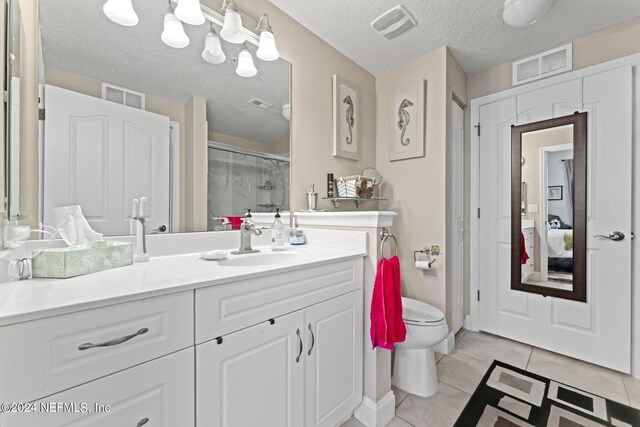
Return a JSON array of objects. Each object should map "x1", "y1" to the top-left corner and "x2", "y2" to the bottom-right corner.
[
  {"x1": 43, "y1": 85, "x2": 170, "y2": 236},
  {"x1": 478, "y1": 66, "x2": 633, "y2": 372}
]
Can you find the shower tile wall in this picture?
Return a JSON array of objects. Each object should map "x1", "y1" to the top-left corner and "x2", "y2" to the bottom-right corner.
[{"x1": 207, "y1": 148, "x2": 290, "y2": 230}]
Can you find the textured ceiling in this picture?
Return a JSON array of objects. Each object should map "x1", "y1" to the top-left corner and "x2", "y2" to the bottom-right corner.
[
  {"x1": 268, "y1": 0, "x2": 640, "y2": 75},
  {"x1": 40, "y1": 0, "x2": 290, "y2": 144}
]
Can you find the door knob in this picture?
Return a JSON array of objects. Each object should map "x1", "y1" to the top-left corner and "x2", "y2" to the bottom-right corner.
[
  {"x1": 152, "y1": 225, "x2": 167, "y2": 233},
  {"x1": 594, "y1": 231, "x2": 625, "y2": 241}
]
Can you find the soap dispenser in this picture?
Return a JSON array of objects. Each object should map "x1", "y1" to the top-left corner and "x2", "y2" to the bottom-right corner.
[{"x1": 271, "y1": 208, "x2": 285, "y2": 251}]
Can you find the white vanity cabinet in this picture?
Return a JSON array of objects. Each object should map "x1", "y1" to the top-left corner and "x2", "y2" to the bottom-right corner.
[
  {"x1": 0, "y1": 290, "x2": 194, "y2": 404},
  {"x1": 196, "y1": 310, "x2": 305, "y2": 427},
  {"x1": 1, "y1": 348, "x2": 195, "y2": 427},
  {"x1": 196, "y1": 289, "x2": 363, "y2": 427},
  {"x1": 194, "y1": 258, "x2": 364, "y2": 427}
]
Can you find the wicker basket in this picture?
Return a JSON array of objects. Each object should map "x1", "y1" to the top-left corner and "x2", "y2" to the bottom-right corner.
[{"x1": 335, "y1": 175, "x2": 375, "y2": 198}]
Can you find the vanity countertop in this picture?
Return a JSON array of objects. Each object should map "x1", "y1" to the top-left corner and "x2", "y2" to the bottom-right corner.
[{"x1": 0, "y1": 230, "x2": 367, "y2": 327}]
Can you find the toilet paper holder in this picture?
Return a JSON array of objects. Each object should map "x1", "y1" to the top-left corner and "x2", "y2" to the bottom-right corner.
[{"x1": 414, "y1": 245, "x2": 441, "y2": 268}]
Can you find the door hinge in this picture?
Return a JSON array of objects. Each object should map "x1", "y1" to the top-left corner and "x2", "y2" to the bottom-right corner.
[
  {"x1": 475, "y1": 122, "x2": 481, "y2": 137},
  {"x1": 38, "y1": 108, "x2": 45, "y2": 121},
  {"x1": 477, "y1": 290, "x2": 480, "y2": 301},
  {"x1": 477, "y1": 208, "x2": 480, "y2": 219}
]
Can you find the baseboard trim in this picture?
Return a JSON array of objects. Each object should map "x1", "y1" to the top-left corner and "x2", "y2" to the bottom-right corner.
[
  {"x1": 433, "y1": 331, "x2": 455, "y2": 355},
  {"x1": 465, "y1": 314, "x2": 479, "y2": 332},
  {"x1": 353, "y1": 391, "x2": 396, "y2": 427}
]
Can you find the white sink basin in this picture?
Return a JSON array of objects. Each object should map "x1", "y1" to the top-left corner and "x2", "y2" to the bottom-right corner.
[{"x1": 218, "y1": 251, "x2": 305, "y2": 267}]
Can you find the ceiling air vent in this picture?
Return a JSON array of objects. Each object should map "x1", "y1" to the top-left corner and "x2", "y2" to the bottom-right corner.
[
  {"x1": 371, "y1": 5, "x2": 417, "y2": 40},
  {"x1": 512, "y1": 44, "x2": 573, "y2": 86},
  {"x1": 248, "y1": 98, "x2": 273, "y2": 109},
  {"x1": 102, "y1": 83, "x2": 145, "y2": 109}
]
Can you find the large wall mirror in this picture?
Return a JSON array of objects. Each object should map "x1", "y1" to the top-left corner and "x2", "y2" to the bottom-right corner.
[
  {"x1": 511, "y1": 112, "x2": 587, "y2": 302},
  {"x1": 6, "y1": 0, "x2": 291, "y2": 236}
]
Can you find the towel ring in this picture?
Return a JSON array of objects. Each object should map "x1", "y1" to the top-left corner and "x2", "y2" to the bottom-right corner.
[{"x1": 380, "y1": 228, "x2": 398, "y2": 257}]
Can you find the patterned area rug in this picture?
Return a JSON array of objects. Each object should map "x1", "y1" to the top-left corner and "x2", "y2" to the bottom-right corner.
[{"x1": 454, "y1": 360, "x2": 640, "y2": 426}]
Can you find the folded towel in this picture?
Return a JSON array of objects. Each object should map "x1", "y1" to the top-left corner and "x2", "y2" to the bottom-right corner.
[
  {"x1": 371, "y1": 256, "x2": 406, "y2": 350},
  {"x1": 521, "y1": 233, "x2": 530, "y2": 265}
]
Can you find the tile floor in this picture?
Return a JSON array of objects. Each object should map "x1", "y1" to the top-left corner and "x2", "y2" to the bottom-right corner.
[{"x1": 342, "y1": 329, "x2": 640, "y2": 427}]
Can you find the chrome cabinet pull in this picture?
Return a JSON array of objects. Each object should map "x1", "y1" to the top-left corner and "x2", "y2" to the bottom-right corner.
[
  {"x1": 307, "y1": 323, "x2": 315, "y2": 356},
  {"x1": 594, "y1": 231, "x2": 625, "y2": 241},
  {"x1": 137, "y1": 418, "x2": 149, "y2": 427},
  {"x1": 296, "y1": 328, "x2": 303, "y2": 363},
  {"x1": 78, "y1": 328, "x2": 149, "y2": 351}
]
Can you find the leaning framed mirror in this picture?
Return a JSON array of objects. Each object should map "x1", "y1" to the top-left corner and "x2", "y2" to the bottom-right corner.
[{"x1": 510, "y1": 112, "x2": 587, "y2": 302}]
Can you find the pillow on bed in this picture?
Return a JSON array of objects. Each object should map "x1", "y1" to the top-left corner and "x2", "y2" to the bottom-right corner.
[{"x1": 548, "y1": 214, "x2": 572, "y2": 230}]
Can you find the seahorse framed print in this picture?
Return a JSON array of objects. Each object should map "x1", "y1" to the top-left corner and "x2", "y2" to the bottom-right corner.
[
  {"x1": 389, "y1": 79, "x2": 426, "y2": 161},
  {"x1": 332, "y1": 74, "x2": 359, "y2": 160}
]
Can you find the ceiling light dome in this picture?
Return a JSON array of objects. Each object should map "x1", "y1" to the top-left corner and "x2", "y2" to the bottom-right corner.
[
  {"x1": 503, "y1": 0, "x2": 555, "y2": 27},
  {"x1": 162, "y1": 10, "x2": 190, "y2": 48},
  {"x1": 202, "y1": 27, "x2": 226, "y2": 64},
  {"x1": 221, "y1": 0, "x2": 246, "y2": 44},
  {"x1": 175, "y1": 0, "x2": 205, "y2": 26},
  {"x1": 256, "y1": 14, "x2": 279, "y2": 61},
  {"x1": 103, "y1": 0, "x2": 139, "y2": 27},
  {"x1": 236, "y1": 43, "x2": 257, "y2": 77}
]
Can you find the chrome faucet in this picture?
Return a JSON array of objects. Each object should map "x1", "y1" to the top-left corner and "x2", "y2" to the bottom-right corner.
[
  {"x1": 132, "y1": 197, "x2": 150, "y2": 262},
  {"x1": 232, "y1": 210, "x2": 262, "y2": 254}
]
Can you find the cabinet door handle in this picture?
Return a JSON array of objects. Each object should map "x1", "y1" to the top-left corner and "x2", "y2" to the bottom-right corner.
[
  {"x1": 307, "y1": 323, "x2": 315, "y2": 356},
  {"x1": 296, "y1": 328, "x2": 303, "y2": 363},
  {"x1": 78, "y1": 328, "x2": 149, "y2": 351},
  {"x1": 137, "y1": 418, "x2": 149, "y2": 427}
]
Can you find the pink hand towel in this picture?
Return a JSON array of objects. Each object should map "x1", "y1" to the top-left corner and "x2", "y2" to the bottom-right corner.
[{"x1": 370, "y1": 256, "x2": 406, "y2": 350}]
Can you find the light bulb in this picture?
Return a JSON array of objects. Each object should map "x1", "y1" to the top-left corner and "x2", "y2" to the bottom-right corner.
[
  {"x1": 221, "y1": 9, "x2": 245, "y2": 44},
  {"x1": 282, "y1": 104, "x2": 290, "y2": 121},
  {"x1": 161, "y1": 12, "x2": 190, "y2": 48},
  {"x1": 236, "y1": 45, "x2": 257, "y2": 77},
  {"x1": 103, "y1": 0, "x2": 138, "y2": 27},
  {"x1": 174, "y1": 0, "x2": 205, "y2": 26},
  {"x1": 202, "y1": 30, "x2": 226, "y2": 64},
  {"x1": 257, "y1": 31, "x2": 279, "y2": 61}
]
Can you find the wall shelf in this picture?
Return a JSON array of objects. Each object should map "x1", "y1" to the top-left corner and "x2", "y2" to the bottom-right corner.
[{"x1": 322, "y1": 197, "x2": 386, "y2": 209}]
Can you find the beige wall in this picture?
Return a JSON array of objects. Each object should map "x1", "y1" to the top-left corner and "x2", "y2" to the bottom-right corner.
[
  {"x1": 375, "y1": 46, "x2": 449, "y2": 316},
  {"x1": 184, "y1": 96, "x2": 208, "y2": 231},
  {"x1": 18, "y1": 0, "x2": 39, "y2": 231}
]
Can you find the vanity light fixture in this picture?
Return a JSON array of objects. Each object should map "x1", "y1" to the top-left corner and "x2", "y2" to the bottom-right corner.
[
  {"x1": 256, "y1": 14, "x2": 279, "y2": 61},
  {"x1": 282, "y1": 103, "x2": 291, "y2": 121},
  {"x1": 220, "y1": 0, "x2": 246, "y2": 44},
  {"x1": 161, "y1": 4, "x2": 190, "y2": 48},
  {"x1": 236, "y1": 43, "x2": 257, "y2": 77},
  {"x1": 202, "y1": 25, "x2": 226, "y2": 64},
  {"x1": 175, "y1": 0, "x2": 206, "y2": 26},
  {"x1": 503, "y1": 0, "x2": 555, "y2": 27},
  {"x1": 103, "y1": 0, "x2": 139, "y2": 27}
]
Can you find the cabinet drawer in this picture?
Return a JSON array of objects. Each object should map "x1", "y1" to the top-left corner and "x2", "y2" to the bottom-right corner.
[
  {"x1": 0, "y1": 291, "x2": 194, "y2": 403},
  {"x1": 196, "y1": 258, "x2": 363, "y2": 343},
  {"x1": 1, "y1": 348, "x2": 194, "y2": 427}
]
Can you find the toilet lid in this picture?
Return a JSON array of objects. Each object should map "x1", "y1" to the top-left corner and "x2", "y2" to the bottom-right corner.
[{"x1": 402, "y1": 297, "x2": 445, "y2": 324}]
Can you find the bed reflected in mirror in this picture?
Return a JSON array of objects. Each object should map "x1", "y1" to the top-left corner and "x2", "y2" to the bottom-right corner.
[{"x1": 511, "y1": 112, "x2": 587, "y2": 302}]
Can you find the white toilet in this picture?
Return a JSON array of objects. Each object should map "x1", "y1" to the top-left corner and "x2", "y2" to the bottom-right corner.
[{"x1": 392, "y1": 297, "x2": 449, "y2": 397}]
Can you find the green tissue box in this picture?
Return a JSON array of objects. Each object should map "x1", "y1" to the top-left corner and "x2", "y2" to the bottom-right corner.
[{"x1": 32, "y1": 241, "x2": 133, "y2": 279}]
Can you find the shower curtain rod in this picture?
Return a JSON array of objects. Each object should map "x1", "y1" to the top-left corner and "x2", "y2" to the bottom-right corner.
[{"x1": 208, "y1": 141, "x2": 291, "y2": 163}]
